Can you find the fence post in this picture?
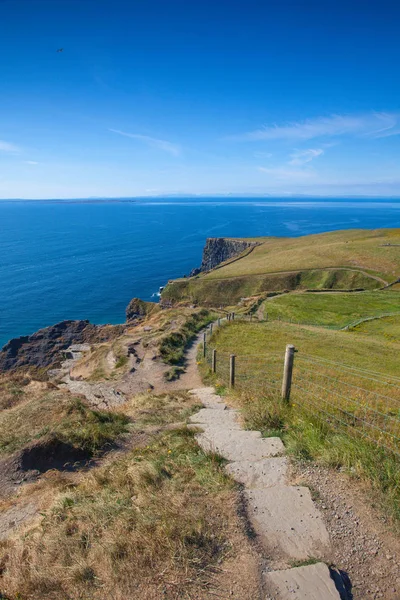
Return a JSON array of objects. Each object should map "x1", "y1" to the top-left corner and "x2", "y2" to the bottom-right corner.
[
  {"x1": 232, "y1": 312, "x2": 235, "y2": 320},
  {"x1": 282, "y1": 344, "x2": 296, "y2": 401},
  {"x1": 203, "y1": 332, "x2": 207, "y2": 358},
  {"x1": 218, "y1": 317, "x2": 221, "y2": 327},
  {"x1": 212, "y1": 349, "x2": 217, "y2": 373},
  {"x1": 210, "y1": 323, "x2": 213, "y2": 335},
  {"x1": 229, "y1": 354, "x2": 235, "y2": 388}
]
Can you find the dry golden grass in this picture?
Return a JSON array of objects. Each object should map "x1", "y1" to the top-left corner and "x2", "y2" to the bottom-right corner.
[
  {"x1": 202, "y1": 228, "x2": 400, "y2": 282},
  {"x1": 0, "y1": 388, "x2": 129, "y2": 458},
  {"x1": 0, "y1": 428, "x2": 235, "y2": 600}
]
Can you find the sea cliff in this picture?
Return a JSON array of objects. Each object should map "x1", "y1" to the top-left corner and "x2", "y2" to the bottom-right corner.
[{"x1": 190, "y1": 237, "x2": 258, "y2": 275}]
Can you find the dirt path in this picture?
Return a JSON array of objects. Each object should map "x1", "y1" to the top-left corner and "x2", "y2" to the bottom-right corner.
[
  {"x1": 59, "y1": 330, "x2": 205, "y2": 408},
  {"x1": 294, "y1": 461, "x2": 400, "y2": 600},
  {"x1": 203, "y1": 267, "x2": 389, "y2": 286},
  {"x1": 189, "y1": 387, "x2": 342, "y2": 600}
]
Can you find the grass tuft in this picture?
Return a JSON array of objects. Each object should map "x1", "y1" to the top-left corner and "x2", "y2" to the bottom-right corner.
[{"x1": 0, "y1": 428, "x2": 235, "y2": 599}]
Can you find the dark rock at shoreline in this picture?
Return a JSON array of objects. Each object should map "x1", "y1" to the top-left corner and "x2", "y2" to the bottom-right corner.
[{"x1": 0, "y1": 320, "x2": 124, "y2": 373}]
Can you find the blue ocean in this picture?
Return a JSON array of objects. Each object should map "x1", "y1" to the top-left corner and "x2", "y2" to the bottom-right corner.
[{"x1": 1, "y1": 197, "x2": 400, "y2": 348}]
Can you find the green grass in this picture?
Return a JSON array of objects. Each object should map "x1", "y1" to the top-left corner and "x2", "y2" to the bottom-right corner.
[
  {"x1": 0, "y1": 427, "x2": 235, "y2": 599},
  {"x1": 0, "y1": 392, "x2": 129, "y2": 457},
  {"x1": 162, "y1": 268, "x2": 382, "y2": 306},
  {"x1": 210, "y1": 320, "x2": 400, "y2": 372},
  {"x1": 115, "y1": 355, "x2": 128, "y2": 369},
  {"x1": 262, "y1": 290, "x2": 400, "y2": 328},
  {"x1": 159, "y1": 308, "x2": 218, "y2": 364},
  {"x1": 163, "y1": 366, "x2": 186, "y2": 381},
  {"x1": 201, "y1": 319, "x2": 400, "y2": 522},
  {"x1": 201, "y1": 228, "x2": 400, "y2": 282},
  {"x1": 162, "y1": 228, "x2": 400, "y2": 306},
  {"x1": 350, "y1": 314, "x2": 400, "y2": 341}
]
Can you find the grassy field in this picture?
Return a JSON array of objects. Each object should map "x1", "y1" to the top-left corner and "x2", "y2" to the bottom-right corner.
[
  {"x1": 202, "y1": 228, "x2": 400, "y2": 282},
  {"x1": 0, "y1": 392, "x2": 238, "y2": 600},
  {"x1": 163, "y1": 268, "x2": 381, "y2": 306},
  {"x1": 201, "y1": 320, "x2": 400, "y2": 521},
  {"x1": 350, "y1": 314, "x2": 400, "y2": 341},
  {"x1": 162, "y1": 229, "x2": 400, "y2": 306},
  {"x1": 262, "y1": 290, "x2": 400, "y2": 328}
]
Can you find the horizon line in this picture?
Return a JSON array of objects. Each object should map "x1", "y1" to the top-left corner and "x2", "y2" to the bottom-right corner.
[{"x1": 2, "y1": 194, "x2": 400, "y2": 202}]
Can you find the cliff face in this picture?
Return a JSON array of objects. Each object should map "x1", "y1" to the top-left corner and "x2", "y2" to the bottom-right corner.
[
  {"x1": 194, "y1": 238, "x2": 257, "y2": 274},
  {"x1": 0, "y1": 320, "x2": 124, "y2": 373}
]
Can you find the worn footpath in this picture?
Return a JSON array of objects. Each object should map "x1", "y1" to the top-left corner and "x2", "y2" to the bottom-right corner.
[{"x1": 189, "y1": 386, "x2": 343, "y2": 600}]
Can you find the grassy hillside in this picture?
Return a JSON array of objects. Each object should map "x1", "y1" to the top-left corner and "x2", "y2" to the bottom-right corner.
[
  {"x1": 162, "y1": 229, "x2": 400, "y2": 306},
  {"x1": 0, "y1": 392, "x2": 240, "y2": 599},
  {"x1": 201, "y1": 320, "x2": 400, "y2": 521},
  {"x1": 0, "y1": 385, "x2": 128, "y2": 458},
  {"x1": 209, "y1": 320, "x2": 400, "y2": 374},
  {"x1": 261, "y1": 290, "x2": 400, "y2": 328},
  {"x1": 203, "y1": 228, "x2": 400, "y2": 281},
  {"x1": 350, "y1": 314, "x2": 400, "y2": 341}
]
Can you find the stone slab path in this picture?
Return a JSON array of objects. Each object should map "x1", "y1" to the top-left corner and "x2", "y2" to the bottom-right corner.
[{"x1": 189, "y1": 386, "x2": 342, "y2": 600}]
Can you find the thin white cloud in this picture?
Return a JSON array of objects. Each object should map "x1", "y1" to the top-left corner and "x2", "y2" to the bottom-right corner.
[
  {"x1": 24, "y1": 160, "x2": 39, "y2": 165},
  {"x1": 0, "y1": 140, "x2": 20, "y2": 152},
  {"x1": 258, "y1": 166, "x2": 316, "y2": 181},
  {"x1": 109, "y1": 128, "x2": 181, "y2": 156},
  {"x1": 229, "y1": 112, "x2": 400, "y2": 142},
  {"x1": 289, "y1": 148, "x2": 324, "y2": 166}
]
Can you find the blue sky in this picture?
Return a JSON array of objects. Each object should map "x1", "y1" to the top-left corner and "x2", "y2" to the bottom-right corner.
[{"x1": 1, "y1": 0, "x2": 400, "y2": 198}]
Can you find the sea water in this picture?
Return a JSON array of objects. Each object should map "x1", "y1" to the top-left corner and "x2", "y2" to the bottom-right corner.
[{"x1": 1, "y1": 197, "x2": 400, "y2": 348}]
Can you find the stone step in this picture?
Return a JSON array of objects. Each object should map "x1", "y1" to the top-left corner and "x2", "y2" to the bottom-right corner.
[
  {"x1": 245, "y1": 486, "x2": 331, "y2": 562},
  {"x1": 189, "y1": 390, "x2": 226, "y2": 409},
  {"x1": 196, "y1": 430, "x2": 284, "y2": 461},
  {"x1": 263, "y1": 562, "x2": 341, "y2": 599},
  {"x1": 189, "y1": 408, "x2": 241, "y2": 429},
  {"x1": 226, "y1": 457, "x2": 288, "y2": 488}
]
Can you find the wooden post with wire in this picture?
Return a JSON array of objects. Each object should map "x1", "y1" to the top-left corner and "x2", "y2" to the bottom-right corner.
[
  {"x1": 212, "y1": 349, "x2": 217, "y2": 373},
  {"x1": 282, "y1": 344, "x2": 296, "y2": 401},
  {"x1": 203, "y1": 332, "x2": 207, "y2": 358},
  {"x1": 229, "y1": 354, "x2": 235, "y2": 388}
]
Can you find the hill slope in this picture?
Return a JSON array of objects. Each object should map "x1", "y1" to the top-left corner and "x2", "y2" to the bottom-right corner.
[{"x1": 162, "y1": 228, "x2": 400, "y2": 305}]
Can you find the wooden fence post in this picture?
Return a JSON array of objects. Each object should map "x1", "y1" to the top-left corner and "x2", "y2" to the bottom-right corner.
[
  {"x1": 232, "y1": 312, "x2": 235, "y2": 320},
  {"x1": 282, "y1": 344, "x2": 296, "y2": 401},
  {"x1": 210, "y1": 323, "x2": 213, "y2": 335},
  {"x1": 212, "y1": 349, "x2": 217, "y2": 373},
  {"x1": 229, "y1": 354, "x2": 235, "y2": 388},
  {"x1": 203, "y1": 332, "x2": 207, "y2": 358},
  {"x1": 218, "y1": 317, "x2": 221, "y2": 327}
]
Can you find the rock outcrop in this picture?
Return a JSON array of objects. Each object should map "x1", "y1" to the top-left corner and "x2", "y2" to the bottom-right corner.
[
  {"x1": 0, "y1": 320, "x2": 123, "y2": 373},
  {"x1": 126, "y1": 298, "x2": 159, "y2": 322},
  {"x1": 190, "y1": 238, "x2": 258, "y2": 275}
]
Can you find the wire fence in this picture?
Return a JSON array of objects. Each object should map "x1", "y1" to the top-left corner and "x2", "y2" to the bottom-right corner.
[{"x1": 202, "y1": 318, "x2": 400, "y2": 457}]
